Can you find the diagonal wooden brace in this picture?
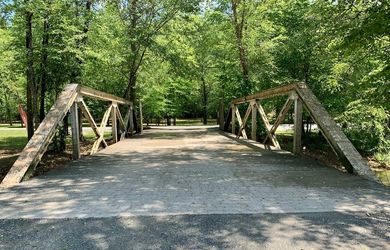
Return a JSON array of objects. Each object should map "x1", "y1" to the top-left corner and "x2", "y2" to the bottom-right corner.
[
  {"x1": 236, "y1": 105, "x2": 251, "y2": 139},
  {"x1": 263, "y1": 98, "x2": 293, "y2": 145},
  {"x1": 78, "y1": 99, "x2": 108, "y2": 148},
  {"x1": 91, "y1": 104, "x2": 113, "y2": 154},
  {"x1": 256, "y1": 101, "x2": 280, "y2": 149}
]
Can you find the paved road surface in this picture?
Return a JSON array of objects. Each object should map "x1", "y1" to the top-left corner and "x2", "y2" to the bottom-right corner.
[{"x1": 0, "y1": 126, "x2": 388, "y2": 249}]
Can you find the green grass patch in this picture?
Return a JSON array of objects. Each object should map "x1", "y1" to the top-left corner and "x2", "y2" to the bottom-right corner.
[
  {"x1": 0, "y1": 129, "x2": 113, "y2": 151},
  {"x1": 174, "y1": 119, "x2": 217, "y2": 126},
  {"x1": 374, "y1": 152, "x2": 390, "y2": 166},
  {"x1": 0, "y1": 123, "x2": 24, "y2": 129},
  {"x1": 0, "y1": 129, "x2": 28, "y2": 150}
]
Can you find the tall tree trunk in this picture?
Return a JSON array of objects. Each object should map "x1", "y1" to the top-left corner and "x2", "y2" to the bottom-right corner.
[
  {"x1": 39, "y1": 13, "x2": 49, "y2": 122},
  {"x1": 25, "y1": 2, "x2": 35, "y2": 140},
  {"x1": 4, "y1": 93, "x2": 12, "y2": 126},
  {"x1": 201, "y1": 75, "x2": 208, "y2": 125},
  {"x1": 231, "y1": 0, "x2": 250, "y2": 85},
  {"x1": 124, "y1": 0, "x2": 139, "y2": 103}
]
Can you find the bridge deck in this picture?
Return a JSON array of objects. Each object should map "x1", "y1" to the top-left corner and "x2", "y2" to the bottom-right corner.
[{"x1": 0, "y1": 126, "x2": 388, "y2": 219}]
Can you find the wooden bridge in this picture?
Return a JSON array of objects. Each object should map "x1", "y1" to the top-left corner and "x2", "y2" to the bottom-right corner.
[
  {"x1": 0, "y1": 84, "x2": 389, "y2": 221},
  {"x1": 1, "y1": 83, "x2": 378, "y2": 187}
]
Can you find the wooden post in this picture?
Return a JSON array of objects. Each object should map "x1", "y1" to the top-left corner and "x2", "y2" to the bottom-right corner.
[
  {"x1": 232, "y1": 105, "x2": 236, "y2": 135},
  {"x1": 111, "y1": 102, "x2": 118, "y2": 143},
  {"x1": 129, "y1": 104, "x2": 134, "y2": 135},
  {"x1": 70, "y1": 101, "x2": 80, "y2": 160},
  {"x1": 139, "y1": 101, "x2": 143, "y2": 134},
  {"x1": 219, "y1": 100, "x2": 224, "y2": 130},
  {"x1": 251, "y1": 101, "x2": 257, "y2": 140},
  {"x1": 293, "y1": 96, "x2": 303, "y2": 154}
]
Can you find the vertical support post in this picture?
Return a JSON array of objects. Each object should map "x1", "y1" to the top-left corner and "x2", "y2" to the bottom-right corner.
[
  {"x1": 251, "y1": 100, "x2": 257, "y2": 141},
  {"x1": 111, "y1": 102, "x2": 118, "y2": 143},
  {"x1": 232, "y1": 105, "x2": 236, "y2": 135},
  {"x1": 70, "y1": 102, "x2": 80, "y2": 160},
  {"x1": 139, "y1": 101, "x2": 143, "y2": 134},
  {"x1": 129, "y1": 104, "x2": 134, "y2": 135},
  {"x1": 219, "y1": 99, "x2": 224, "y2": 130},
  {"x1": 293, "y1": 96, "x2": 303, "y2": 154}
]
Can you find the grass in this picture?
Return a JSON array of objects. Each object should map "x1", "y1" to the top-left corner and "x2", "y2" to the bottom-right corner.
[
  {"x1": 0, "y1": 130, "x2": 28, "y2": 150},
  {"x1": 0, "y1": 128, "x2": 112, "y2": 151},
  {"x1": 173, "y1": 119, "x2": 218, "y2": 126},
  {"x1": 374, "y1": 152, "x2": 390, "y2": 166},
  {"x1": 0, "y1": 123, "x2": 24, "y2": 129}
]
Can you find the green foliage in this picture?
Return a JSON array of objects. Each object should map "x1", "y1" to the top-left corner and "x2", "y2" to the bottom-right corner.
[
  {"x1": 339, "y1": 101, "x2": 389, "y2": 155},
  {"x1": 0, "y1": 0, "x2": 389, "y2": 160}
]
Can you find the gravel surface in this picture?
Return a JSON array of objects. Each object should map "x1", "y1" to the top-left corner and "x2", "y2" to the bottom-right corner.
[{"x1": 0, "y1": 212, "x2": 389, "y2": 250}]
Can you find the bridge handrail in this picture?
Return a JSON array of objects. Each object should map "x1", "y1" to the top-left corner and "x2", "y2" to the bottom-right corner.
[
  {"x1": 224, "y1": 82, "x2": 377, "y2": 181},
  {"x1": 1, "y1": 84, "x2": 138, "y2": 187}
]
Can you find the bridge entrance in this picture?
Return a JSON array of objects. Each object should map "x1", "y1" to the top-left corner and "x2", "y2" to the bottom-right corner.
[{"x1": 0, "y1": 126, "x2": 388, "y2": 219}]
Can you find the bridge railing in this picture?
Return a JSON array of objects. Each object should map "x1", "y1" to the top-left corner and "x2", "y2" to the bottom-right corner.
[
  {"x1": 1, "y1": 84, "x2": 140, "y2": 187},
  {"x1": 222, "y1": 83, "x2": 377, "y2": 181}
]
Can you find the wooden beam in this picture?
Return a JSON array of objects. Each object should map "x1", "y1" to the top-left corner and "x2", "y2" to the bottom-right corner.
[
  {"x1": 116, "y1": 108, "x2": 127, "y2": 140},
  {"x1": 91, "y1": 105, "x2": 112, "y2": 154},
  {"x1": 235, "y1": 106, "x2": 249, "y2": 139},
  {"x1": 129, "y1": 104, "x2": 134, "y2": 135},
  {"x1": 256, "y1": 101, "x2": 280, "y2": 149},
  {"x1": 70, "y1": 102, "x2": 81, "y2": 160},
  {"x1": 219, "y1": 100, "x2": 224, "y2": 130},
  {"x1": 232, "y1": 105, "x2": 236, "y2": 135},
  {"x1": 1, "y1": 84, "x2": 80, "y2": 186},
  {"x1": 232, "y1": 84, "x2": 297, "y2": 105},
  {"x1": 80, "y1": 86, "x2": 131, "y2": 105},
  {"x1": 251, "y1": 101, "x2": 257, "y2": 140},
  {"x1": 263, "y1": 98, "x2": 293, "y2": 145},
  {"x1": 111, "y1": 103, "x2": 118, "y2": 143},
  {"x1": 295, "y1": 84, "x2": 377, "y2": 180},
  {"x1": 293, "y1": 97, "x2": 303, "y2": 154},
  {"x1": 78, "y1": 99, "x2": 107, "y2": 148},
  {"x1": 139, "y1": 101, "x2": 143, "y2": 134}
]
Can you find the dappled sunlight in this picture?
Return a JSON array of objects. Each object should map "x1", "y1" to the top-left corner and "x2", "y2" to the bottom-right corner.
[{"x1": 0, "y1": 127, "x2": 388, "y2": 221}]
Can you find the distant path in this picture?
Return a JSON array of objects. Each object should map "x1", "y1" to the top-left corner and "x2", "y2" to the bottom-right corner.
[{"x1": 0, "y1": 126, "x2": 388, "y2": 249}]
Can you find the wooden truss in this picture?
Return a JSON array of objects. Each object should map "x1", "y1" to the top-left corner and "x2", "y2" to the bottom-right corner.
[
  {"x1": 225, "y1": 83, "x2": 377, "y2": 181},
  {"x1": 1, "y1": 84, "x2": 140, "y2": 186}
]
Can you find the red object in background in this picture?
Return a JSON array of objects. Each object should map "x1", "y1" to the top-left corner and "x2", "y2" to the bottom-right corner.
[{"x1": 18, "y1": 104, "x2": 27, "y2": 127}]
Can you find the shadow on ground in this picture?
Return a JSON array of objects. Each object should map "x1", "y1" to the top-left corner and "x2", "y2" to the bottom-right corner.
[{"x1": 0, "y1": 212, "x2": 389, "y2": 249}]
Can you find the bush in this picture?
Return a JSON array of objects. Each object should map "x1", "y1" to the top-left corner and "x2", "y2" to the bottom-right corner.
[{"x1": 339, "y1": 100, "x2": 389, "y2": 156}]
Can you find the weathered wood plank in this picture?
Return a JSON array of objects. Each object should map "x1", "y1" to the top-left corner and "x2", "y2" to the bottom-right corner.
[
  {"x1": 80, "y1": 86, "x2": 131, "y2": 105},
  {"x1": 295, "y1": 84, "x2": 377, "y2": 180},
  {"x1": 232, "y1": 84, "x2": 297, "y2": 105},
  {"x1": 293, "y1": 98, "x2": 303, "y2": 154},
  {"x1": 111, "y1": 103, "x2": 118, "y2": 143},
  {"x1": 232, "y1": 105, "x2": 236, "y2": 135},
  {"x1": 1, "y1": 84, "x2": 80, "y2": 186},
  {"x1": 129, "y1": 104, "x2": 134, "y2": 135},
  {"x1": 251, "y1": 101, "x2": 257, "y2": 140},
  {"x1": 70, "y1": 102, "x2": 80, "y2": 160},
  {"x1": 256, "y1": 101, "x2": 280, "y2": 149},
  {"x1": 219, "y1": 100, "x2": 224, "y2": 130}
]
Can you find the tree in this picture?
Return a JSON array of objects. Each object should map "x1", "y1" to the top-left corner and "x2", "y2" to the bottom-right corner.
[{"x1": 114, "y1": 0, "x2": 198, "y2": 102}]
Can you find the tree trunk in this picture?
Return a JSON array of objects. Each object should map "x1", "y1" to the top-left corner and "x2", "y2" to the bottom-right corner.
[
  {"x1": 25, "y1": 3, "x2": 35, "y2": 140},
  {"x1": 231, "y1": 0, "x2": 250, "y2": 85},
  {"x1": 124, "y1": 0, "x2": 142, "y2": 103},
  {"x1": 4, "y1": 93, "x2": 12, "y2": 126},
  {"x1": 201, "y1": 75, "x2": 208, "y2": 125},
  {"x1": 39, "y1": 13, "x2": 49, "y2": 122}
]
